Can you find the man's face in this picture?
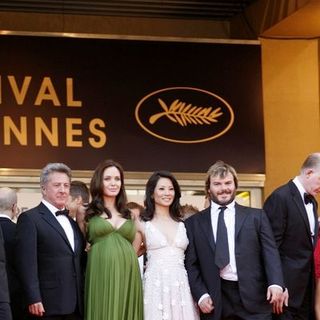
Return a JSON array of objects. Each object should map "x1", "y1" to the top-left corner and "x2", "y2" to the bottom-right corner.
[
  {"x1": 208, "y1": 172, "x2": 236, "y2": 206},
  {"x1": 66, "y1": 195, "x2": 83, "y2": 218},
  {"x1": 304, "y1": 169, "x2": 320, "y2": 196},
  {"x1": 42, "y1": 172, "x2": 70, "y2": 209}
]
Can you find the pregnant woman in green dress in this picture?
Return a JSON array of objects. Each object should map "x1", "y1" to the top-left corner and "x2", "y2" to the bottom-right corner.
[{"x1": 85, "y1": 159, "x2": 143, "y2": 320}]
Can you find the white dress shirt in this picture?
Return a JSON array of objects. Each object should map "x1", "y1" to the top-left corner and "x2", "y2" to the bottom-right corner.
[
  {"x1": 0, "y1": 213, "x2": 12, "y2": 220},
  {"x1": 198, "y1": 199, "x2": 282, "y2": 305},
  {"x1": 198, "y1": 201, "x2": 237, "y2": 304},
  {"x1": 42, "y1": 199, "x2": 75, "y2": 251},
  {"x1": 210, "y1": 200, "x2": 238, "y2": 281},
  {"x1": 293, "y1": 177, "x2": 316, "y2": 239}
]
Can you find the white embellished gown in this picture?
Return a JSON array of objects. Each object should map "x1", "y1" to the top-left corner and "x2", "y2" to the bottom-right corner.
[{"x1": 143, "y1": 221, "x2": 199, "y2": 320}]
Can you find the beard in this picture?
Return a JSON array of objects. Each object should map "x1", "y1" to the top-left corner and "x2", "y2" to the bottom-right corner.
[{"x1": 209, "y1": 189, "x2": 236, "y2": 206}]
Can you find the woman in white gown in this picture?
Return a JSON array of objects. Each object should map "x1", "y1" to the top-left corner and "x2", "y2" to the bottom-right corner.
[{"x1": 136, "y1": 171, "x2": 199, "y2": 320}]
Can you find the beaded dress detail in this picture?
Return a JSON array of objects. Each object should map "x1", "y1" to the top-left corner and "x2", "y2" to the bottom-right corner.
[{"x1": 143, "y1": 221, "x2": 199, "y2": 320}]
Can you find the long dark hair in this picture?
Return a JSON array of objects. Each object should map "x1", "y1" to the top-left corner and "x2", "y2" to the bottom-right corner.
[
  {"x1": 86, "y1": 159, "x2": 130, "y2": 220},
  {"x1": 142, "y1": 170, "x2": 182, "y2": 222}
]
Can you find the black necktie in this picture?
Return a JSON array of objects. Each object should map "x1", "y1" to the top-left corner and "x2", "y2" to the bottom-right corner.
[
  {"x1": 304, "y1": 193, "x2": 315, "y2": 205},
  {"x1": 55, "y1": 209, "x2": 69, "y2": 217},
  {"x1": 215, "y1": 206, "x2": 230, "y2": 269}
]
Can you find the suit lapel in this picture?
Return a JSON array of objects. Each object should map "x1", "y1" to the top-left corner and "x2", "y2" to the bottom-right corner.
[
  {"x1": 38, "y1": 203, "x2": 75, "y2": 252},
  {"x1": 235, "y1": 203, "x2": 248, "y2": 238},
  {"x1": 312, "y1": 199, "x2": 319, "y2": 245},
  {"x1": 198, "y1": 207, "x2": 216, "y2": 254},
  {"x1": 289, "y1": 181, "x2": 314, "y2": 246},
  {"x1": 71, "y1": 220, "x2": 82, "y2": 253}
]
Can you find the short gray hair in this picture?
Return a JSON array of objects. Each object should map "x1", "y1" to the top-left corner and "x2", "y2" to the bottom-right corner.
[
  {"x1": 40, "y1": 163, "x2": 72, "y2": 187},
  {"x1": 0, "y1": 187, "x2": 17, "y2": 211},
  {"x1": 301, "y1": 153, "x2": 320, "y2": 172}
]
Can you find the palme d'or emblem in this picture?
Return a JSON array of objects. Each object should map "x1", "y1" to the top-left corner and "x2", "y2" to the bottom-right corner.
[
  {"x1": 149, "y1": 98, "x2": 223, "y2": 126},
  {"x1": 135, "y1": 87, "x2": 234, "y2": 144}
]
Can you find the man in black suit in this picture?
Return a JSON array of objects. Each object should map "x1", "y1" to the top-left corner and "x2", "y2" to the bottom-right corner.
[
  {"x1": 15, "y1": 163, "x2": 85, "y2": 320},
  {"x1": 0, "y1": 224, "x2": 12, "y2": 320},
  {"x1": 264, "y1": 153, "x2": 320, "y2": 320},
  {"x1": 0, "y1": 187, "x2": 25, "y2": 319},
  {"x1": 185, "y1": 160, "x2": 285, "y2": 320}
]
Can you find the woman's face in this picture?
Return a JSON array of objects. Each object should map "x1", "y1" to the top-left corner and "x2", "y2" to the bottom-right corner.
[
  {"x1": 102, "y1": 166, "x2": 121, "y2": 198},
  {"x1": 153, "y1": 177, "x2": 175, "y2": 208}
]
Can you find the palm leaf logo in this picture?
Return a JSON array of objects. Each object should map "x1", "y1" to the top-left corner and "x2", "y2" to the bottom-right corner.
[{"x1": 149, "y1": 98, "x2": 223, "y2": 127}]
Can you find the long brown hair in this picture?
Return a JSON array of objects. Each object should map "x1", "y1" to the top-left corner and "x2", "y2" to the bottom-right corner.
[{"x1": 86, "y1": 159, "x2": 130, "y2": 220}]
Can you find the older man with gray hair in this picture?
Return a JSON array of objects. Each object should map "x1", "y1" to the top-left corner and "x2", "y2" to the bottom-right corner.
[
  {"x1": 0, "y1": 223, "x2": 11, "y2": 320},
  {"x1": 0, "y1": 187, "x2": 24, "y2": 320},
  {"x1": 15, "y1": 163, "x2": 85, "y2": 320},
  {"x1": 0, "y1": 187, "x2": 18, "y2": 219},
  {"x1": 264, "y1": 153, "x2": 320, "y2": 320}
]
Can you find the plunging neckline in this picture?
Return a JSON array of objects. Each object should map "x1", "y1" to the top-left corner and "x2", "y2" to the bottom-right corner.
[
  {"x1": 148, "y1": 221, "x2": 181, "y2": 246},
  {"x1": 100, "y1": 216, "x2": 130, "y2": 231}
]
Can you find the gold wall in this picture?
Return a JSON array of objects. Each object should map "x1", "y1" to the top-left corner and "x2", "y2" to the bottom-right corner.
[
  {"x1": 261, "y1": 0, "x2": 320, "y2": 198},
  {"x1": 261, "y1": 38, "x2": 320, "y2": 197}
]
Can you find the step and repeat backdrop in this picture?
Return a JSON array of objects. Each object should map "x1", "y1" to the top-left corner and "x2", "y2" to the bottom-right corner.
[{"x1": 0, "y1": 36, "x2": 263, "y2": 174}]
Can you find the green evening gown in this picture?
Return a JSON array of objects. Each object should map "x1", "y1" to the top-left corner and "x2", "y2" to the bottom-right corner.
[{"x1": 85, "y1": 216, "x2": 143, "y2": 320}]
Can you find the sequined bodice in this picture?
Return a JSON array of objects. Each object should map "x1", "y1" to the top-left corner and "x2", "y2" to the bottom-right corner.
[
  {"x1": 144, "y1": 221, "x2": 188, "y2": 270},
  {"x1": 143, "y1": 221, "x2": 199, "y2": 320}
]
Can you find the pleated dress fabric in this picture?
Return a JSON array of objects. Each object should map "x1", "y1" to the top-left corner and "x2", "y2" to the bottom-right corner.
[{"x1": 85, "y1": 216, "x2": 143, "y2": 320}]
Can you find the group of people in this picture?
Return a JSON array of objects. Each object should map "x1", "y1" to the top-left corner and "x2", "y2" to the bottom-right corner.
[{"x1": 1, "y1": 153, "x2": 320, "y2": 320}]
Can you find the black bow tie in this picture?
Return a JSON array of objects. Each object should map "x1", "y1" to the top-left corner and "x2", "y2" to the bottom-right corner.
[
  {"x1": 55, "y1": 209, "x2": 69, "y2": 217},
  {"x1": 304, "y1": 193, "x2": 314, "y2": 205}
]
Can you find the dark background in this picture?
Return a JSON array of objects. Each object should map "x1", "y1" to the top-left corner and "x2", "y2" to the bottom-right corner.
[{"x1": 0, "y1": 36, "x2": 264, "y2": 173}]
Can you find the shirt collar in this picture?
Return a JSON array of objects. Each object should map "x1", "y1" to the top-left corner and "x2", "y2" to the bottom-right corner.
[
  {"x1": 210, "y1": 200, "x2": 236, "y2": 212},
  {"x1": 42, "y1": 199, "x2": 65, "y2": 215},
  {"x1": 293, "y1": 176, "x2": 307, "y2": 199},
  {"x1": 0, "y1": 213, "x2": 12, "y2": 220}
]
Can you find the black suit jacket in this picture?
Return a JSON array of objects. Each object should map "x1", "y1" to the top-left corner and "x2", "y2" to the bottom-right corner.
[
  {"x1": 0, "y1": 218, "x2": 19, "y2": 295},
  {"x1": 0, "y1": 217, "x2": 25, "y2": 319},
  {"x1": 263, "y1": 180, "x2": 319, "y2": 309},
  {"x1": 15, "y1": 202, "x2": 85, "y2": 317},
  {"x1": 0, "y1": 225, "x2": 10, "y2": 304},
  {"x1": 185, "y1": 203, "x2": 284, "y2": 320}
]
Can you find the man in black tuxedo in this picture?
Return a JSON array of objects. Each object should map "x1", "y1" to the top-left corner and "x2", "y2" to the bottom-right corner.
[
  {"x1": 185, "y1": 160, "x2": 285, "y2": 320},
  {"x1": 15, "y1": 163, "x2": 85, "y2": 320},
  {"x1": 264, "y1": 153, "x2": 320, "y2": 320},
  {"x1": 0, "y1": 187, "x2": 25, "y2": 319},
  {"x1": 0, "y1": 224, "x2": 12, "y2": 320}
]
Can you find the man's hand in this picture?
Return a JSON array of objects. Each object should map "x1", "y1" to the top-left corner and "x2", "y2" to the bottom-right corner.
[
  {"x1": 282, "y1": 288, "x2": 289, "y2": 307},
  {"x1": 29, "y1": 302, "x2": 45, "y2": 317},
  {"x1": 267, "y1": 286, "x2": 286, "y2": 314},
  {"x1": 199, "y1": 296, "x2": 214, "y2": 314}
]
